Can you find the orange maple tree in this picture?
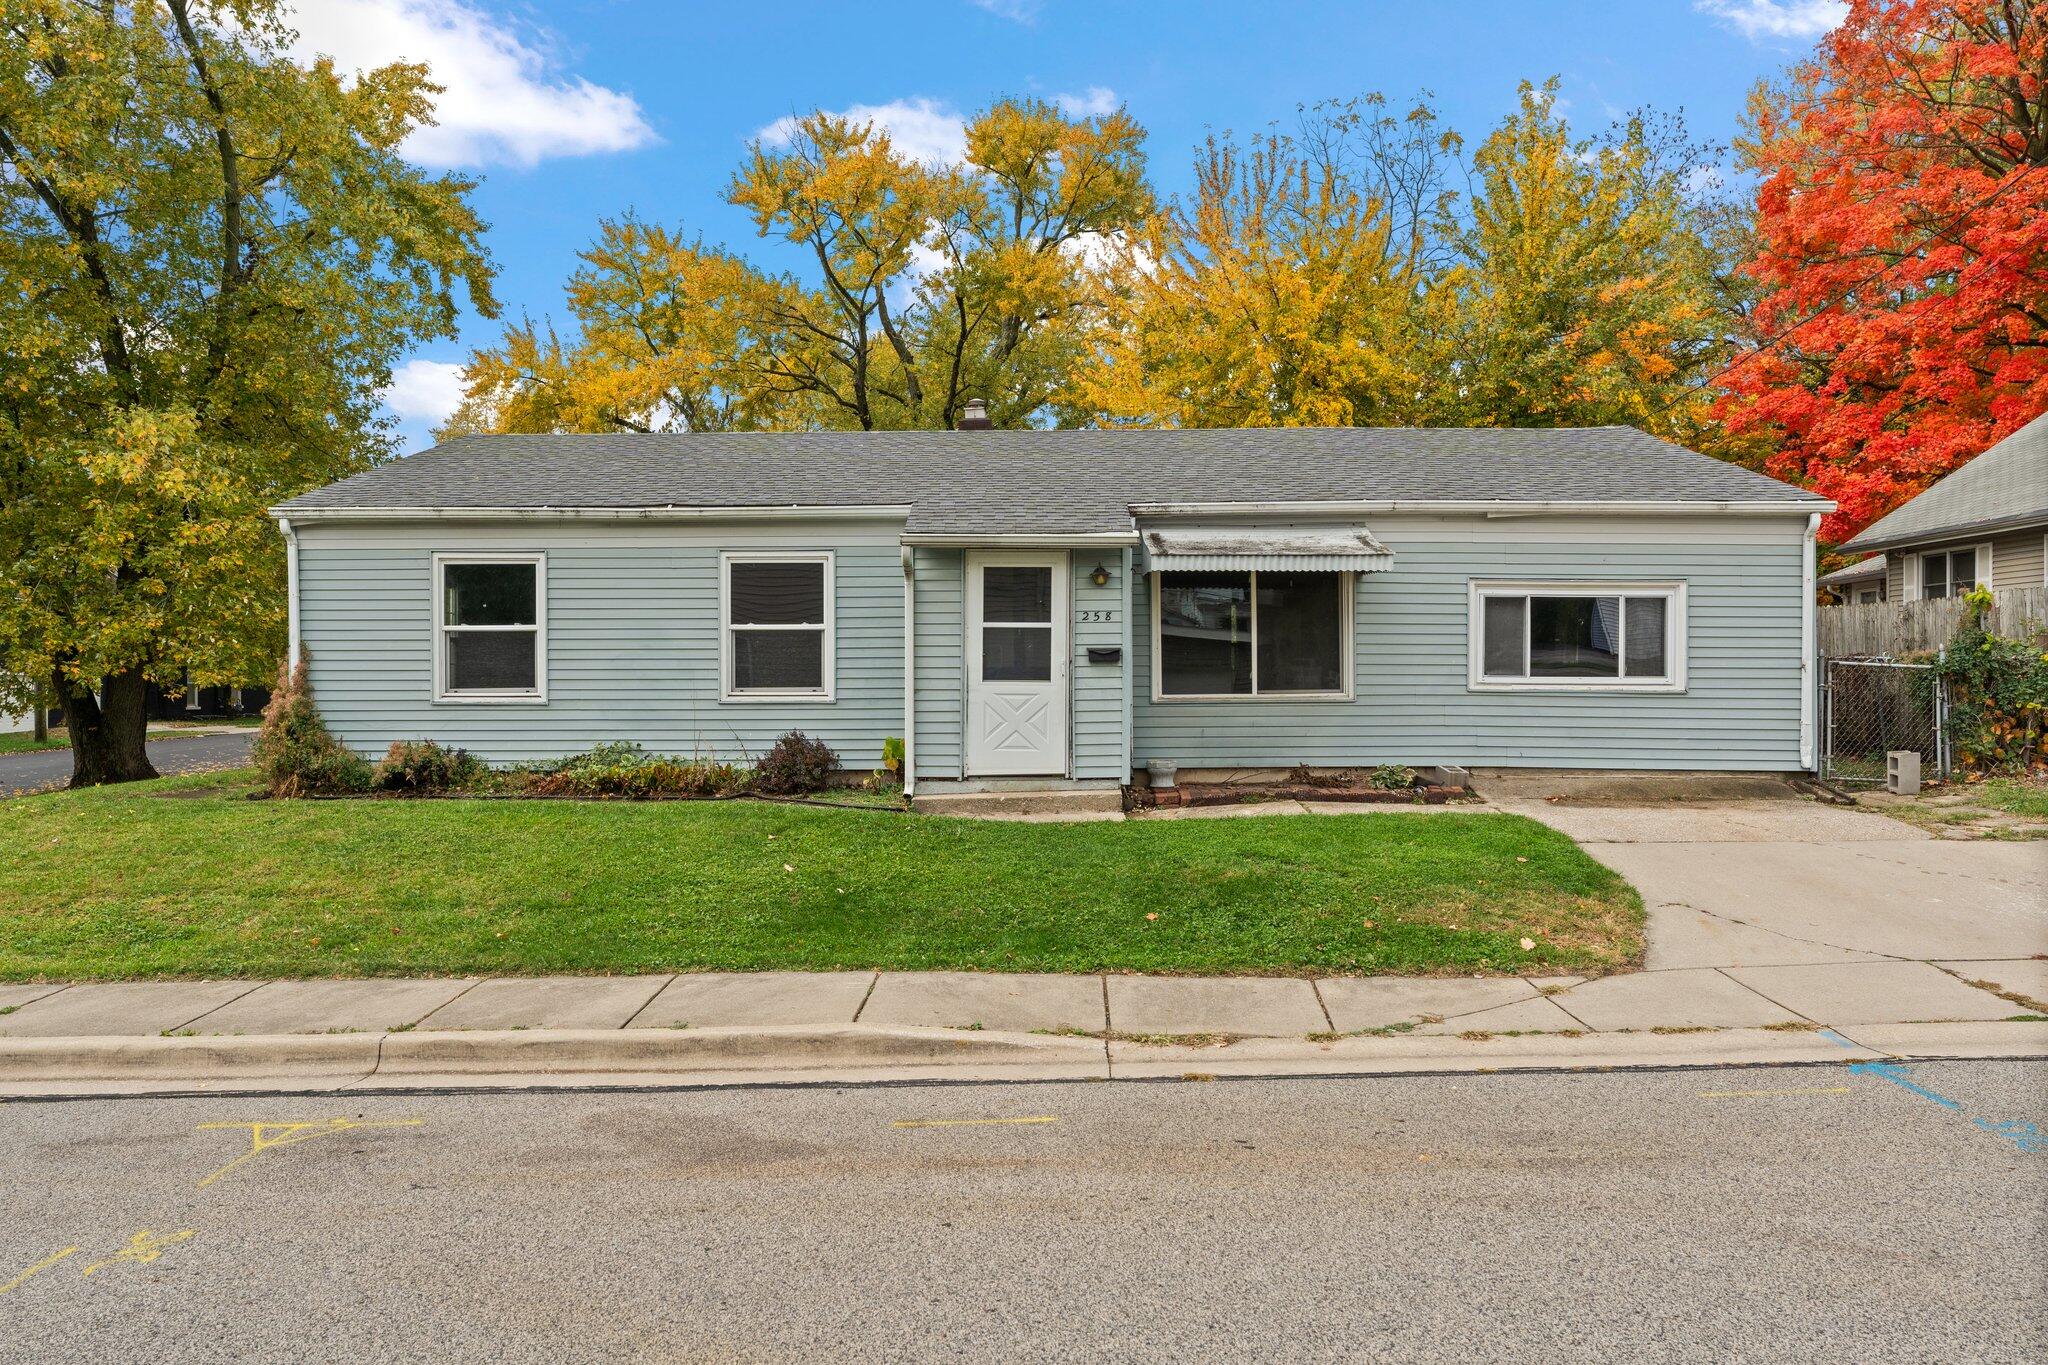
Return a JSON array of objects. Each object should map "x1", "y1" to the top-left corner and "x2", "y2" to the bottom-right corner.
[{"x1": 1718, "y1": 0, "x2": 2048, "y2": 541}]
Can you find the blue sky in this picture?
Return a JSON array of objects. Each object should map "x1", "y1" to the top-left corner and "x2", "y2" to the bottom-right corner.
[{"x1": 288, "y1": 1, "x2": 1847, "y2": 450}]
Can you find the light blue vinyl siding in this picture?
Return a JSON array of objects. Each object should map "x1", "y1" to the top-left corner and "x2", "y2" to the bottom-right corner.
[
  {"x1": 911, "y1": 548, "x2": 965, "y2": 780},
  {"x1": 1071, "y1": 552, "x2": 1128, "y2": 780},
  {"x1": 297, "y1": 519, "x2": 906, "y2": 766},
  {"x1": 1132, "y1": 516, "x2": 1808, "y2": 772}
]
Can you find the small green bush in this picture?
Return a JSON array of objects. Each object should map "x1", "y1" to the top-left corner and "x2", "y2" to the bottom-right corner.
[
  {"x1": 373, "y1": 739, "x2": 486, "y2": 792},
  {"x1": 881, "y1": 735, "x2": 905, "y2": 776},
  {"x1": 1935, "y1": 591, "x2": 2048, "y2": 774},
  {"x1": 754, "y1": 730, "x2": 839, "y2": 794},
  {"x1": 1369, "y1": 763, "x2": 1416, "y2": 790},
  {"x1": 250, "y1": 654, "x2": 372, "y2": 796}
]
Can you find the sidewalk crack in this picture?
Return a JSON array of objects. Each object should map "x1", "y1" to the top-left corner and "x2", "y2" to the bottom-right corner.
[
  {"x1": 1667, "y1": 900, "x2": 1909, "y2": 963},
  {"x1": 1711, "y1": 966, "x2": 1823, "y2": 1026},
  {"x1": 618, "y1": 975, "x2": 676, "y2": 1030},
  {"x1": 1308, "y1": 978, "x2": 1335, "y2": 1032},
  {"x1": 167, "y1": 979, "x2": 270, "y2": 1035},
  {"x1": 851, "y1": 971, "x2": 879, "y2": 1023}
]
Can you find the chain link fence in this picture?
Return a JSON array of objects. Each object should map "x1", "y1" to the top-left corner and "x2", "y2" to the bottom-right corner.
[{"x1": 1820, "y1": 657, "x2": 1946, "y2": 786}]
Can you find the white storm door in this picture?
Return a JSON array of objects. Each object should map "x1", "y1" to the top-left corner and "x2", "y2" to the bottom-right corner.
[{"x1": 965, "y1": 553, "x2": 1068, "y2": 776}]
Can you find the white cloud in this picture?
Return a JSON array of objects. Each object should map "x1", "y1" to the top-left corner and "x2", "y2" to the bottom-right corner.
[
  {"x1": 971, "y1": 0, "x2": 1042, "y2": 22},
  {"x1": 757, "y1": 97, "x2": 969, "y2": 167},
  {"x1": 1055, "y1": 86, "x2": 1119, "y2": 119},
  {"x1": 1695, "y1": 1, "x2": 1846, "y2": 40},
  {"x1": 382, "y1": 358, "x2": 469, "y2": 424},
  {"x1": 285, "y1": 0, "x2": 655, "y2": 168}
]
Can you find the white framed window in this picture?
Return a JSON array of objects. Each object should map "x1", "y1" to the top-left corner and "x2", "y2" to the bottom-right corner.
[
  {"x1": 1912, "y1": 544, "x2": 1987, "y2": 600},
  {"x1": 433, "y1": 552, "x2": 546, "y2": 703},
  {"x1": 1150, "y1": 570, "x2": 1353, "y2": 701},
  {"x1": 721, "y1": 552, "x2": 835, "y2": 702},
  {"x1": 1468, "y1": 581, "x2": 1686, "y2": 692}
]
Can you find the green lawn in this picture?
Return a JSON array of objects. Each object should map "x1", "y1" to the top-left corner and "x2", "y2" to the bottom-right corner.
[
  {"x1": 1978, "y1": 777, "x2": 2048, "y2": 820},
  {"x1": 0, "y1": 770, "x2": 1643, "y2": 981},
  {"x1": 0, "y1": 731, "x2": 66, "y2": 755}
]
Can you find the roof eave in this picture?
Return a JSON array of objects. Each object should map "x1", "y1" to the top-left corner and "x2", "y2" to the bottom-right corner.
[
  {"x1": 269, "y1": 503, "x2": 915, "y2": 524},
  {"x1": 1128, "y1": 497, "x2": 1835, "y2": 518},
  {"x1": 1839, "y1": 508, "x2": 2048, "y2": 553}
]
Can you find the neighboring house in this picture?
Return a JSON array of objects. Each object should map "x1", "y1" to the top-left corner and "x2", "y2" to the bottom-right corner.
[
  {"x1": 1818, "y1": 553, "x2": 1887, "y2": 605},
  {"x1": 1836, "y1": 412, "x2": 2048, "y2": 601},
  {"x1": 272, "y1": 418, "x2": 1833, "y2": 793}
]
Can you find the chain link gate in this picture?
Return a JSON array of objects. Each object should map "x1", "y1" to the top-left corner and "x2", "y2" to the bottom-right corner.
[{"x1": 1820, "y1": 657, "x2": 1947, "y2": 786}]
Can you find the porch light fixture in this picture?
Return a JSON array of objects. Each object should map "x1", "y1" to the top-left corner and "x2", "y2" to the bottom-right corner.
[{"x1": 1089, "y1": 562, "x2": 1112, "y2": 587}]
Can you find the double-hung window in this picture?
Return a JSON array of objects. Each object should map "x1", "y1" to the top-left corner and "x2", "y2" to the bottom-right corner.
[
  {"x1": 722, "y1": 553, "x2": 834, "y2": 700},
  {"x1": 434, "y1": 553, "x2": 545, "y2": 702},
  {"x1": 1915, "y1": 546, "x2": 1982, "y2": 600},
  {"x1": 1470, "y1": 582, "x2": 1684, "y2": 691},
  {"x1": 1152, "y1": 570, "x2": 1351, "y2": 699}
]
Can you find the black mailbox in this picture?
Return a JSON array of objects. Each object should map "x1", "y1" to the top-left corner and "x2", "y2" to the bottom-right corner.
[{"x1": 1086, "y1": 646, "x2": 1122, "y2": 664}]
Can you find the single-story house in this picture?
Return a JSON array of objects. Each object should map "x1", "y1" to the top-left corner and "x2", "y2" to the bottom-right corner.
[
  {"x1": 1818, "y1": 553, "x2": 1886, "y2": 605},
  {"x1": 1835, "y1": 412, "x2": 2048, "y2": 600},
  {"x1": 272, "y1": 419, "x2": 1833, "y2": 796}
]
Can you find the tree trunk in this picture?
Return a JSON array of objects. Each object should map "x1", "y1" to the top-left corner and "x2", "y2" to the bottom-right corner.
[
  {"x1": 31, "y1": 688, "x2": 48, "y2": 744},
  {"x1": 61, "y1": 668, "x2": 157, "y2": 786}
]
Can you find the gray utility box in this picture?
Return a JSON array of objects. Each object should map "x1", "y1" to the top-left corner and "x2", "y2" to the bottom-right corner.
[{"x1": 1886, "y1": 750, "x2": 1921, "y2": 796}]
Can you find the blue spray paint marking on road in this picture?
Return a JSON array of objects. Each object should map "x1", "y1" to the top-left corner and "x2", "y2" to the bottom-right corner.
[
  {"x1": 1972, "y1": 1118, "x2": 2046, "y2": 1154},
  {"x1": 1849, "y1": 1060, "x2": 1963, "y2": 1110},
  {"x1": 1814, "y1": 1030, "x2": 2040, "y2": 1154}
]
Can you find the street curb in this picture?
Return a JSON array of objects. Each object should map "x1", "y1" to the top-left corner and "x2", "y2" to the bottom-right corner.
[
  {"x1": 0, "y1": 1025, "x2": 1103, "y2": 1084},
  {"x1": 0, "y1": 1021, "x2": 2040, "y2": 1097}
]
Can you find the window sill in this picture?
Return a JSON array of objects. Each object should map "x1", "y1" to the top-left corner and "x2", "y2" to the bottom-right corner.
[
  {"x1": 1466, "y1": 680, "x2": 1686, "y2": 695},
  {"x1": 1150, "y1": 691, "x2": 1354, "y2": 704},
  {"x1": 721, "y1": 692, "x2": 837, "y2": 705},
  {"x1": 434, "y1": 693, "x2": 549, "y2": 705}
]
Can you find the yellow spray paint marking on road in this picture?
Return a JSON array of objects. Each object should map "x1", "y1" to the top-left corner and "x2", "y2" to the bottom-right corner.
[
  {"x1": 1697, "y1": 1087, "x2": 1853, "y2": 1099},
  {"x1": 79, "y1": 1229, "x2": 194, "y2": 1277},
  {"x1": 0, "y1": 1247, "x2": 78, "y2": 1295},
  {"x1": 195, "y1": 1118, "x2": 424, "y2": 1188},
  {"x1": 891, "y1": 1116, "x2": 1060, "y2": 1130}
]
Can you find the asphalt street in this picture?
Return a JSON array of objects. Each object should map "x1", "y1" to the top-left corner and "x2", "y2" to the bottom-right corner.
[
  {"x1": 0, "y1": 731, "x2": 254, "y2": 796},
  {"x1": 0, "y1": 1060, "x2": 2041, "y2": 1362}
]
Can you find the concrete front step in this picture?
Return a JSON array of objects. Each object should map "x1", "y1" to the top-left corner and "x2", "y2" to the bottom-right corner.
[{"x1": 912, "y1": 788, "x2": 1125, "y2": 819}]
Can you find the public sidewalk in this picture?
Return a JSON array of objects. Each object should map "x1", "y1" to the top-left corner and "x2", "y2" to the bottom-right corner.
[{"x1": 2, "y1": 961, "x2": 2043, "y2": 1095}]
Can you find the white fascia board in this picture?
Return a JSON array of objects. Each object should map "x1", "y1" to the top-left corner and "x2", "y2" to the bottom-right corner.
[
  {"x1": 1128, "y1": 498, "x2": 1836, "y2": 518},
  {"x1": 269, "y1": 504, "x2": 914, "y2": 524}
]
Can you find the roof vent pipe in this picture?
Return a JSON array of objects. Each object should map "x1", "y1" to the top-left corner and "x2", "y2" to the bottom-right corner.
[{"x1": 956, "y1": 398, "x2": 993, "y2": 431}]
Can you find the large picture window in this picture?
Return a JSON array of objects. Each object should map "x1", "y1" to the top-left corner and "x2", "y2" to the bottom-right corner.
[
  {"x1": 434, "y1": 553, "x2": 545, "y2": 702},
  {"x1": 1153, "y1": 570, "x2": 1350, "y2": 699},
  {"x1": 1469, "y1": 582, "x2": 1684, "y2": 691},
  {"x1": 723, "y1": 553, "x2": 834, "y2": 700}
]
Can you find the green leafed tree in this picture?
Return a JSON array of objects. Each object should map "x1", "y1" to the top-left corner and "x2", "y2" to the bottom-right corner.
[{"x1": 0, "y1": 0, "x2": 495, "y2": 783}]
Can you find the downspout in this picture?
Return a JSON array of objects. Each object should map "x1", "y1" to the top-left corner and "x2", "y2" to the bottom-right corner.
[
  {"x1": 1120, "y1": 546, "x2": 1135, "y2": 782},
  {"x1": 1800, "y1": 512, "x2": 1819, "y2": 772},
  {"x1": 900, "y1": 544, "x2": 916, "y2": 799},
  {"x1": 279, "y1": 516, "x2": 301, "y2": 667}
]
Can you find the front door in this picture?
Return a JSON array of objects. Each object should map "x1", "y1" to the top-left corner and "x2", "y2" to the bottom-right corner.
[{"x1": 966, "y1": 552, "x2": 1068, "y2": 776}]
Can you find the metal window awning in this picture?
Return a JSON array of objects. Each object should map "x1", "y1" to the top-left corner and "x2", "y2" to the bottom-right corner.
[{"x1": 1140, "y1": 527, "x2": 1394, "y2": 573}]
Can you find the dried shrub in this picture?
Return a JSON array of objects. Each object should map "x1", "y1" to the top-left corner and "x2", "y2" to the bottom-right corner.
[
  {"x1": 250, "y1": 653, "x2": 372, "y2": 796},
  {"x1": 754, "y1": 730, "x2": 838, "y2": 794},
  {"x1": 373, "y1": 739, "x2": 486, "y2": 792},
  {"x1": 523, "y1": 743, "x2": 749, "y2": 798}
]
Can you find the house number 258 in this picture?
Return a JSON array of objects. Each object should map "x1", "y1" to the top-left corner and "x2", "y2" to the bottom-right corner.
[{"x1": 1077, "y1": 610, "x2": 1116, "y2": 623}]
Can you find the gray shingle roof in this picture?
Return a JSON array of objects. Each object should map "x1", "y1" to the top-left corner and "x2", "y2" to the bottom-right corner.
[
  {"x1": 277, "y1": 427, "x2": 1824, "y2": 535},
  {"x1": 1840, "y1": 413, "x2": 2048, "y2": 552}
]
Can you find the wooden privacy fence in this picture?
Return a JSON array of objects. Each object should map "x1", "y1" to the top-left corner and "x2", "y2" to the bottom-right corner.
[{"x1": 1819, "y1": 584, "x2": 2048, "y2": 659}]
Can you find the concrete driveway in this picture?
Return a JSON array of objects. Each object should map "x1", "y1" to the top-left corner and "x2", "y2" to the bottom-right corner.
[
  {"x1": 0, "y1": 730, "x2": 255, "y2": 796},
  {"x1": 1485, "y1": 773, "x2": 2048, "y2": 972}
]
